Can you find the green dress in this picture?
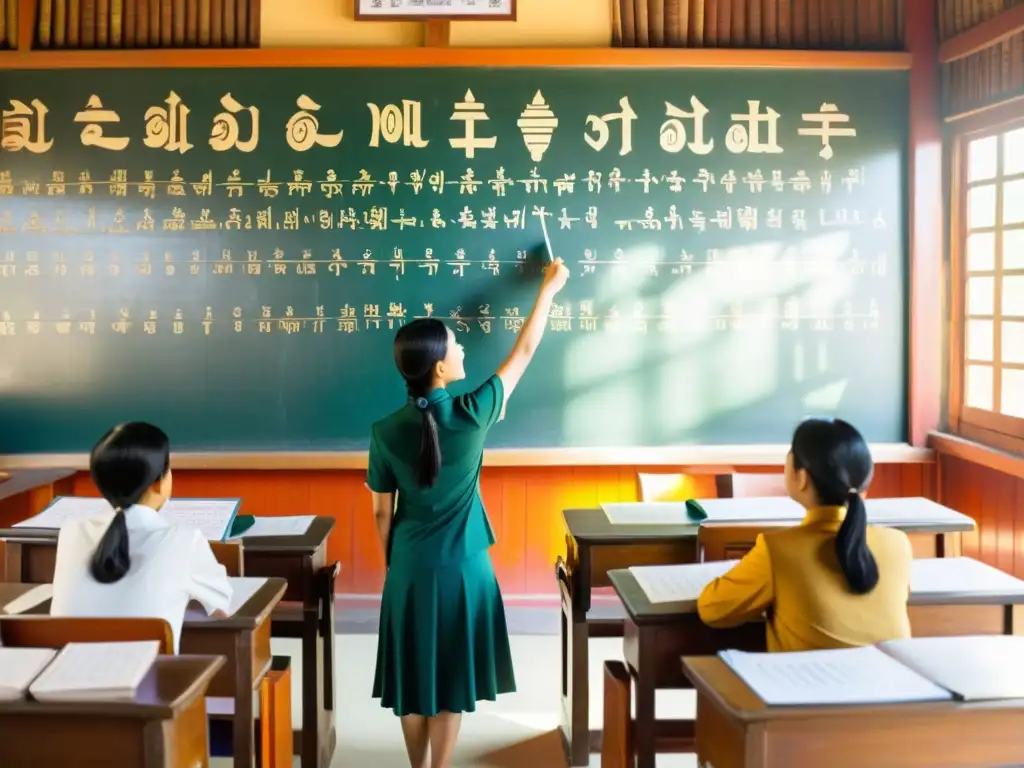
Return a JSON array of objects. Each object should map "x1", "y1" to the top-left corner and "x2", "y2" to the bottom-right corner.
[{"x1": 368, "y1": 374, "x2": 516, "y2": 717}]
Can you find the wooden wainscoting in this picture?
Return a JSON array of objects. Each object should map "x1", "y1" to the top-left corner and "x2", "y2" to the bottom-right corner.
[{"x1": 0, "y1": 462, "x2": 929, "y2": 596}]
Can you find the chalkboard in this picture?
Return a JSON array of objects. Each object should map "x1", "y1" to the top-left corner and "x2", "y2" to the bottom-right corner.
[{"x1": 0, "y1": 67, "x2": 908, "y2": 453}]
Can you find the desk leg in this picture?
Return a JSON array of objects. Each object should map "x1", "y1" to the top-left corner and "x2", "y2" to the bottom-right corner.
[
  {"x1": 633, "y1": 629, "x2": 657, "y2": 768},
  {"x1": 300, "y1": 606, "x2": 326, "y2": 768},
  {"x1": 559, "y1": 604, "x2": 591, "y2": 766},
  {"x1": 234, "y1": 638, "x2": 256, "y2": 768}
]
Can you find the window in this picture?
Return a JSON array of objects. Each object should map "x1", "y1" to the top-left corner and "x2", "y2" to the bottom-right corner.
[{"x1": 954, "y1": 123, "x2": 1024, "y2": 451}]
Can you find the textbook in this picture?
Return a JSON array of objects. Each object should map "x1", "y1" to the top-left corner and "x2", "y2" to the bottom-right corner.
[
  {"x1": 628, "y1": 561, "x2": 739, "y2": 604},
  {"x1": 28, "y1": 641, "x2": 160, "y2": 702},
  {"x1": 1, "y1": 584, "x2": 54, "y2": 615},
  {"x1": 720, "y1": 635, "x2": 1024, "y2": 706},
  {"x1": 0, "y1": 648, "x2": 58, "y2": 701},
  {"x1": 15, "y1": 496, "x2": 242, "y2": 542}
]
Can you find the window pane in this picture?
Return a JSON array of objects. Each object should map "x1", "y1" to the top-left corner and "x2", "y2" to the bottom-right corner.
[
  {"x1": 966, "y1": 364, "x2": 994, "y2": 410},
  {"x1": 1003, "y1": 321, "x2": 1024, "y2": 364},
  {"x1": 968, "y1": 276, "x2": 995, "y2": 315},
  {"x1": 1000, "y1": 369, "x2": 1024, "y2": 418},
  {"x1": 968, "y1": 232, "x2": 996, "y2": 271},
  {"x1": 1003, "y1": 228, "x2": 1024, "y2": 270},
  {"x1": 969, "y1": 184, "x2": 997, "y2": 229},
  {"x1": 1005, "y1": 179, "x2": 1024, "y2": 225},
  {"x1": 1003, "y1": 275, "x2": 1024, "y2": 317},
  {"x1": 969, "y1": 135, "x2": 998, "y2": 181},
  {"x1": 1005, "y1": 127, "x2": 1024, "y2": 176},
  {"x1": 966, "y1": 319, "x2": 994, "y2": 361}
]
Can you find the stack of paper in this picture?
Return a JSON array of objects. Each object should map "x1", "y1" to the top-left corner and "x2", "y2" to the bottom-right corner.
[
  {"x1": 628, "y1": 561, "x2": 739, "y2": 604},
  {"x1": 28, "y1": 641, "x2": 160, "y2": 702},
  {"x1": 229, "y1": 516, "x2": 315, "y2": 538},
  {"x1": 1, "y1": 584, "x2": 54, "y2": 615},
  {"x1": 225, "y1": 577, "x2": 269, "y2": 616},
  {"x1": 879, "y1": 636, "x2": 1024, "y2": 701},
  {"x1": 718, "y1": 647, "x2": 954, "y2": 706},
  {"x1": 15, "y1": 496, "x2": 241, "y2": 542},
  {"x1": 0, "y1": 648, "x2": 57, "y2": 700}
]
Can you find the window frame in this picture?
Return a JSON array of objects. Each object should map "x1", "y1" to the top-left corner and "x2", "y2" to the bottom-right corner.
[{"x1": 949, "y1": 113, "x2": 1024, "y2": 455}]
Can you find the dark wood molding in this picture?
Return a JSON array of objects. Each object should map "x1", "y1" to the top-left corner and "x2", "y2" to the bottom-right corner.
[
  {"x1": 938, "y1": 2, "x2": 1024, "y2": 64},
  {"x1": 930, "y1": 431, "x2": 1024, "y2": 481}
]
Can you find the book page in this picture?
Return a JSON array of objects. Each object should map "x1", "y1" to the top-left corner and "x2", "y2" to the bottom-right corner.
[
  {"x1": 719, "y1": 647, "x2": 954, "y2": 707},
  {"x1": 162, "y1": 499, "x2": 240, "y2": 542},
  {"x1": 29, "y1": 641, "x2": 160, "y2": 701},
  {"x1": 879, "y1": 636, "x2": 1024, "y2": 701},
  {"x1": 230, "y1": 515, "x2": 314, "y2": 538},
  {"x1": 628, "y1": 561, "x2": 740, "y2": 604},
  {"x1": 2, "y1": 584, "x2": 54, "y2": 615},
  {"x1": 225, "y1": 577, "x2": 268, "y2": 616},
  {"x1": 910, "y1": 557, "x2": 1024, "y2": 596},
  {"x1": 0, "y1": 648, "x2": 57, "y2": 701},
  {"x1": 14, "y1": 496, "x2": 111, "y2": 529}
]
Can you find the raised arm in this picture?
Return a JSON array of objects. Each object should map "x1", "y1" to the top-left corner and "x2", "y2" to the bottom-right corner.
[{"x1": 496, "y1": 257, "x2": 569, "y2": 405}]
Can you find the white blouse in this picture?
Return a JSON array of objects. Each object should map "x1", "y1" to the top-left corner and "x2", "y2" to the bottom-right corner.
[{"x1": 50, "y1": 503, "x2": 233, "y2": 653}]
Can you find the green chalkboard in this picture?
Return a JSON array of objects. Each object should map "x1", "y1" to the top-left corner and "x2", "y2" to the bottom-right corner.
[{"x1": 0, "y1": 67, "x2": 908, "y2": 453}]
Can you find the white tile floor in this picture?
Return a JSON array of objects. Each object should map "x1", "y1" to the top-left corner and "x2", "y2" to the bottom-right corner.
[{"x1": 213, "y1": 634, "x2": 698, "y2": 767}]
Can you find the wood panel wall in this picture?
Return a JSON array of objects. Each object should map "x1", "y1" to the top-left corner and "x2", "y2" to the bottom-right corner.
[
  {"x1": 939, "y1": 0, "x2": 1024, "y2": 117},
  {"x1": 613, "y1": 0, "x2": 905, "y2": 48},
  {"x1": 0, "y1": 463, "x2": 932, "y2": 596},
  {"x1": 0, "y1": 0, "x2": 17, "y2": 47},
  {"x1": 31, "y1": 0, "x2": 260, "y2": 48}
]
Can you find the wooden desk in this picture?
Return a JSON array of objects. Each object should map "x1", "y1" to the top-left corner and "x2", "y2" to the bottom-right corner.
[
  {"x1": 182, "y1": 577, "x2": 287, "y2": 768},
  {"x1": 607, "y1": 556, "x2": 1024, "y2": 768},
  {"x1": 683, "y1": 655, "x2": 1024, "y2": 768},
  {"x1": 0, "y1": 516, "x2": 336, "y2": 768},
  {"x1": 0, "y1": 654, "x2": 224, "y2": 768},
  {"x1": 557, "y1": 499, "x2": 976, "y2": 765}
]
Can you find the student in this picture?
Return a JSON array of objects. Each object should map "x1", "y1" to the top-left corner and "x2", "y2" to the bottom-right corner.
[
  {"x1": 51, "y1": 422, "x2": 232, "y2": 653},
  {"x1": 367, "y1": 257, "x2": 570, "y2": 768},
  {"x1": 697, "y1": 418, "x2": 912, "y2": 652}
]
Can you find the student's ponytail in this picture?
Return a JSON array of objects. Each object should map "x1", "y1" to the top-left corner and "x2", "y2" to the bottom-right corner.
[
  {"x1": 790, "y1": 418, "x2": 878, "y2": 595},
  {"x1": 87, "y1": 422, "x2": 172, "y2": 585},
  {"x1": 834, "y1": 488, "x2": 879, "y2": 594},
  {"x1": 89, "y1": 510, "x2": 132, "y2": 584},
  {"x1": 393, "y1": 318, "x2": 450, "y2": 489}
]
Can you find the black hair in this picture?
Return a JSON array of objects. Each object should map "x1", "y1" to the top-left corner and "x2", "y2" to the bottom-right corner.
[
  {"x1": 393, "y1": 318, "x2": 448, "y2": 488},
  {"x1": 88, "y1": 422, "x2": 171, "y2": 584},
  {"x1": 790, "y1": 417, "x2": 878, "y2": 594}
]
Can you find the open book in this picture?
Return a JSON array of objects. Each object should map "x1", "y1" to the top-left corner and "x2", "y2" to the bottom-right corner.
[
  {"x1": 28, "y1": 641, "x2": 160, "y2": 702},
  {"x1": 628, "y1": 561, "x2": 739, "y2": 603},
  {"x1": 0, "y1": 648, "x2": 58, "y2": 701},
  {"x1": 719, "y1": 635, "x2": 1024, "y2": 706},
  {"x1": 15, "y1": 496, "x2": 241, "y2": 542}
]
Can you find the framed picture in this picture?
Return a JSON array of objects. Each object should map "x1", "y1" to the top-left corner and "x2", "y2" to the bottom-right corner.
[{"x1": 355, "y1": 0, "x2": 516, "y2": 20}]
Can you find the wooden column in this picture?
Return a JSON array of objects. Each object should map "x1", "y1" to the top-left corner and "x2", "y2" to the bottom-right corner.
[
  {"x1": 906, "y1": 0, "x2": 943, "y2": 446},
  {"x1": 423, "y1": 20, "x2": 450, "y2": 47}
]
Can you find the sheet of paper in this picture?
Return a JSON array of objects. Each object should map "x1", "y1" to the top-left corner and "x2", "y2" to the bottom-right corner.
[
  {"x1": 14, "y1": 496, "x2": 111, "y2": 529},
  {"x1": 162, "y1": 499, "x2": 240, "y2": 542},
  {"x1": 864, "y1": 497, "x2": 971, "y2": 525},
  {"x1": 2, "y1": 584, "x2": 54, "y2": 615},
  {"x1": 225, "y1": 577, "x2": 269, "y2": 616},
  {"x1": 0, "y1": 647, "x2": 57, "y2": 701},
  {"x1": 628, "y1": 561, "x2": 739, "y2": 604},
  {"x1": 691, "y1": 497, "x2": 804, "y2": 522},
  {"x1": 880, "y1": 636, "x2": 1024, "y2": 701},
  {"x1": 30, "y1": 640, "x2": 160, "y2": 701},
  {"x1": 230, "y1": 515, "x2": 314, "y2": 539},
  {"x1": 602, "y1": 502, "x2": 694, "y2": 525},
  {"x1": 910, "y1": 557, "x2": 1024, "y2": 595},
  {"x1": 719, "y1": 646, "x2": 954, "y2": 707}
]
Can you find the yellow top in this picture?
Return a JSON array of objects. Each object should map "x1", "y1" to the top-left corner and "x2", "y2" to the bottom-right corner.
[{"x1": 696, "y1": 506, "x2": 913, "y2": 652}]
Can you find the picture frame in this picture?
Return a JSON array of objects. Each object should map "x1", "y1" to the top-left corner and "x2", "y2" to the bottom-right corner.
[{"x1": 354, "y1": 0, "x2": 517, "y2": 21}]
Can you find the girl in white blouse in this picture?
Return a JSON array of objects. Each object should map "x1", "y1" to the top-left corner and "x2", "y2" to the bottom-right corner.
[{"x1": 51, "y1": 422, "x2": 233, "y2": 653}]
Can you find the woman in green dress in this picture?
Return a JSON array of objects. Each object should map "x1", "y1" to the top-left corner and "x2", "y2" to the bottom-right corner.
[{"x1": 368, "y1": 257, "x2": 570, "y2": 768}]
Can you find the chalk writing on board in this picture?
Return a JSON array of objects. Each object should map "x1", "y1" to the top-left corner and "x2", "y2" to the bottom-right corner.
[{"x1": 1, "y1": 94, "x2": 859, "y2": 160}]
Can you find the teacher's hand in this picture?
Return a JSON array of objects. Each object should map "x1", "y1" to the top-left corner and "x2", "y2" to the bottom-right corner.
[{"x1": 541, "y1": 257, "x2": 570, "y2": 296}]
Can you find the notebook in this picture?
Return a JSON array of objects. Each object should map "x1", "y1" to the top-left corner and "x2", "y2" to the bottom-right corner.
[
  {"x1": 0, "y1": 648, "x2": 58, "y2": 701},
  {"x1": 878, "y1": 636, "x2": 1024, "y2": 701},
  {"x1": 1, "y1": 584, "x2": 54, "y2": 615},
  {"x1": 628, "y1": 561, "x2": 740, "y2": 604},
  {"x1": 28, "y1": 641, "x2": 160, "y2": 702}
]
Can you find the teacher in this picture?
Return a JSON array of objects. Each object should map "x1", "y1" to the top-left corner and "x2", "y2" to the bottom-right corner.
[{"x1": 366, "y1": 257, "x2": 570, "y2": 768}]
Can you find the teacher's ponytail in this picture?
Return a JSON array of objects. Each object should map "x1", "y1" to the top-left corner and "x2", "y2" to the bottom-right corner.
[{"x1": 413, "y1": 395, "x2": 442, "y2": 488}]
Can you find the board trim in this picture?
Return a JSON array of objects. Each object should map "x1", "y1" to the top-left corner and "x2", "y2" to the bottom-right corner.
[
  {"x1": 0, "y1": 443, "x2": 933, "y2": 470},
  {"x1": 0, "y1": 47, "x2": 914, "y2": 71}
]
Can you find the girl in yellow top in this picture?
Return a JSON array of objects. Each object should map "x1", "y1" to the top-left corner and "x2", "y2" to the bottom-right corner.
[{"x1": 697, "y1": 418, "x2": 913, "y2": 652}]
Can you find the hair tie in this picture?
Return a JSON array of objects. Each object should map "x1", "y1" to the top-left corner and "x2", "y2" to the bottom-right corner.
[
  {"x1": 415, "y1": 397, "x2": 429, "y2": 411},
  {"x1": 848, "y1": 488, "x2": 859, "y2": 496}
]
